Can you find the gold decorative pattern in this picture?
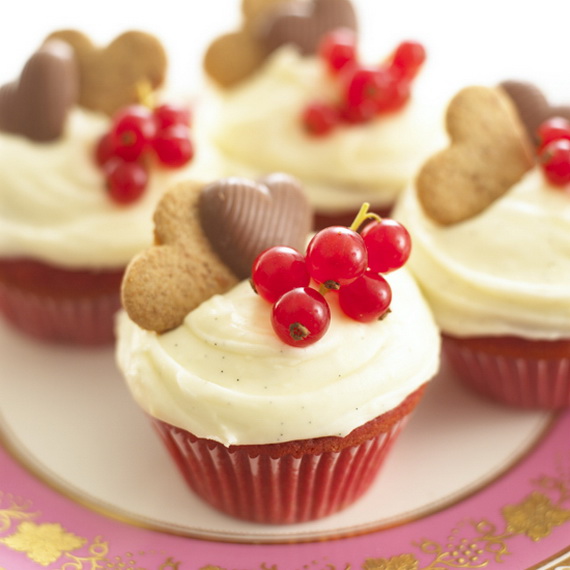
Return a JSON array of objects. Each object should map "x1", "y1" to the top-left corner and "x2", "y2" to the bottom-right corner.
[
  {"x1": 51, "y1": 536, "x2": 108, "y2": 569},
  {"x1": 0, "y1": 454, "x2": 569, "y2": 569},
  {"x1": 363, "y1": 554, "x2": 419, "y2": 569},
  {"x1": 0, "y1": 522, "x2": 86, "y2": 566},
  {"x1": 532, "y1": 550, "x2": 570, "y2": 570},
  {"x1": 359, "y1": 455, "x2": 570, "y2": 569},
  {"x1": 196, "y1": 566, "x2": 280, "y2": 570},
  {"x1": 503, "y1": 492, "x2": 570, "y2": 541},
  {"x1": 0, "y1": 510, "x2": 180, "y2": 570},
  {"x1": 0, "y1": 492, "x2": 38, "y2": 533},
  {"x1": 101, "y1": 554, "x2": 181, "y2": 570}
]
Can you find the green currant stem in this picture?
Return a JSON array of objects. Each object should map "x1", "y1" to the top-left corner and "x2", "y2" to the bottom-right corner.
[
  {"x1": 136, "y1": 80, "x2": 156, "y2": 109},
  {"x1": 349, "y1": 202, "x2": 382, "y2": 232},
  {"x1": 316, "y1": 203, "x2": 381, "y2": 298},
  {"x1": 318, "y1": 280, "x2": 340, "y2": 296}
]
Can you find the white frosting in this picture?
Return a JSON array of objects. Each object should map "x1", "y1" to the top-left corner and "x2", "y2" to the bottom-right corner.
[
  {"x1": 116, "y1": 269, "x2": 440, "y2": 446},
  {"x1": 206, "y1": 48, "x2": 447, "y2": 214},
  {"x1": 0, "y1": 107, "x2": 218, "y2": 269},
  {"x1": 394, "y1": 167, "x2": 570, "y2": 340}
]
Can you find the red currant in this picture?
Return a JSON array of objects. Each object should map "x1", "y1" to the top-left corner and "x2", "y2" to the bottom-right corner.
[
  {"x1": 271, "y1": 287, "x2": 331, "y2": 347},
  {"x1": 153, "y1": 103, "x2": 192, "y2": 129},
  {"x1": 318, "y1": 28, "x2": 357, "y2": 75},
  {"x1": 538, "y1": 139, "x2": 570, "y2": 186},
  {"x1": 110, "y1": 105, "x2": 156, "y2": 162},
  {"x1": 343, "y1": 65, "x2": 387, "y2": 110},
  {"x1": 252, "y1": 246, "x2": 310, "y2": 303},
  {"x1": 374, "y1": 73, "x2": 411, "y2": 114},
  {"x1": 95, "y1": 132, "x2": 115, "y2": 167},
  {"x1": 342, "y1": 65, "x2": 408, "y2": 119},
  {"x1": 537, "y1": 117, "x2": 570, "y2": 151},
  {"x1": 338, "y1": 272, "x2": 392, "y2": 322},
  {"x1": 302, "y1": 102, "x2": 339, "y2": 136},
  {"x1": 337, "y1": 98, "x2": 377, "y2": 124},
  {"x1": 360, "y1": 219, "x2": 412, "y2": 273},
  {"x1": 389, "y1": 41, "x2": 426, "y2": 80},
  {"x1": 152, "y1": 124, "x2": 194, "y2": 167},
  {"x1": 306, "y1": 226, "x2": 368, "y2": 288},
  {"x1": 104, "y1": 158, "x2": 148, "y2": 204}
]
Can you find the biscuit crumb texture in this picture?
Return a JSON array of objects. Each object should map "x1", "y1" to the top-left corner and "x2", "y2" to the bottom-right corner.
[
  {"x1": 121, "y1": 181, "x2": 238, "y2": 333},
  {"x1": 416, "y1": 85, "x2": 534, "y2": 225}
]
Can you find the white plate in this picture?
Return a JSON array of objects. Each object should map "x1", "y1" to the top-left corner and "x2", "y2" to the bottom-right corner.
[{"x1": 0, "y1": 320, "x2": 553, "y2": 544}]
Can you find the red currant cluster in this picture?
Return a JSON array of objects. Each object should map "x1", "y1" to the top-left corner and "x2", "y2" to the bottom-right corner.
[
  {"x1": 95, "y1": 103, "x2": 195, "y2": 204},
  {"x1": 537, "y1": 117, "x2": 570, "y2": 187},
  {"x1": 302, "y1": 29, "x2": 426, "y2": 136},
  {"x1": 251, "y1": 204, "x2": 412, "y2": 347}
]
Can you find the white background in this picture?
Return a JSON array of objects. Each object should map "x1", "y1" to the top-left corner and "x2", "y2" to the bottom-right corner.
[
  {"x1": 0, "y1": 0, "x2": 565, "y2": 543},
  {"x1": 0, "y1": 0, "x2": 569, "y2": 104}
]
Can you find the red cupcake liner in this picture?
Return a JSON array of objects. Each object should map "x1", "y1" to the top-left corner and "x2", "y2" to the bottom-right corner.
[
  {"x1": 443, "y1": 335, "x2": 570, "y2": 409},
  {"x1": 152, "y1": 417, "x2": 406, "y2": 524},
  {"x1": 149, "y1": 386, "x2": 429, "y2": 525},
  {"x1": 0, "y1": 282, "x2": 122, "y2": 345},
  {"x1": 0, "y1": 258, "x2": 123, "y2": 345}
]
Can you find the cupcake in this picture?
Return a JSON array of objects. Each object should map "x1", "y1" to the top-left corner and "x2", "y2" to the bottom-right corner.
[
  {"x1": 201, "y1": 0, "x2": 446, "y2": 229},
  {"x1": 0, "y1": 31, "x2": 214, "y2": 345},
  {"x1": 115, "y1": 174, "x2": 440, "y2": 524},
  {"x1": 394, "y1": 84, "x2": 570, "y2": 409}
]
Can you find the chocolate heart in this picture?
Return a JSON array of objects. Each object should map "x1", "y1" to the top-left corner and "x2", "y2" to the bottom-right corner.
[
  {"x1": 500, "y1": 80, "x2": 570, "y2": 145},
  {"x1": 199, "y1": 173, "x2": 312, "y2": 279},
  {"x1": 122, "y1": 175, "x2": 312, "y2": 333},
  {"x1": 255, "y1": 0, "x2": 357, "y2": 56},
  {"x1": 0, "y1": 40, "x2": 78, "y2": 142},
  {"x1": 45, "y1": 30, "x2": 167, "y2": 117}
]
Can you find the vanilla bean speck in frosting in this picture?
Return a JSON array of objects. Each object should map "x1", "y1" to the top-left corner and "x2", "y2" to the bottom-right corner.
[
  {"x1": 0, "y1": 108, "x2": 216, "y2": 269},
  {"x1": 203, "y1": 48, "x2": 447, "y2": 217},
  {"x1": 394, "y1": 167, "x2": 570, "y2": 340},
  {"x1": 116, "y1": 268, "x2": 440, "y2": 446}
]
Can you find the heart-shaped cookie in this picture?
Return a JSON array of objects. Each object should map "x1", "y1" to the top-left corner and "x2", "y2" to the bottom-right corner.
[
  {"x1": 199, "y1": 173, "x2": 311, "y2": 279},
  {"x1": 122, "y1": 181, "x2": 239, "y2": 333},
  {"x1": 500, "y1": 80, "x2": 570, "y2": 145},
  {"x1": 203, "y1": 0, "x2": 285, "y2": 87},
  {"x1": 203, "y1": 31, "x2": 268, "y2": 88},
  {"x1": 416, "y1": 86, "x2": 534, "y2": 225},
  {"x1": 0, "y1": 40, "x2": 78, "y2": 142},
  {"x1": 243, "y1": 0, "x2": 288, "y2": 24},
  {"x1": 255, "y1": 0, "x2": 357, "y2": 56},
  {"x1": 45, "y1": 30, "x2": 167, "y2": 117},
  {"x1": 122, "y1": 174, "x2": 311, "y2": 333}
]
